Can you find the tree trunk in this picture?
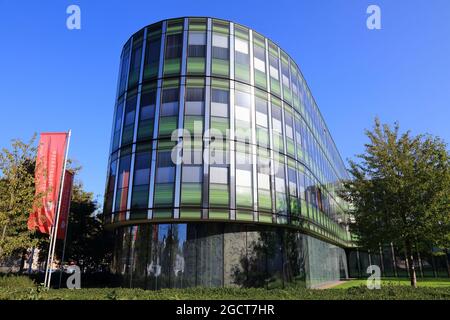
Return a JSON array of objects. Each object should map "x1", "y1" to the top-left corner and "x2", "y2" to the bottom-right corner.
[
  {"x1": 405, "y1": 240, "x2": 417, "y2": 288},
  {"x1": 445, "y1": 249, "x2": 450, "y2": 278},
  {"x1": 0, "y1": 225, "x2": 6, "y2": 256},
  {"x1": 19, "y1": 249, "x2": 27, "y2": 274}
]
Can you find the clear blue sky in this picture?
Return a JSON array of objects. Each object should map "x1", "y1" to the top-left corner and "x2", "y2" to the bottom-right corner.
[{"x1": 1, "y1": 0, "x2": 449, "y2": 204}]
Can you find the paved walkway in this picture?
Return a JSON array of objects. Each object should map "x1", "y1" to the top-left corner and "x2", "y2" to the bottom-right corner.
[{"x1": 313, "y1": 280, "x2": 346, "y2": 289}]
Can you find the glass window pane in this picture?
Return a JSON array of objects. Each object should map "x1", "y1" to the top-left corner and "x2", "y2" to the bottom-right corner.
[
  {"x1": 189, "y1": 32, "x2": 206, "y2": 45},
  {"x1": 118, "y1": 155, "x2": 132, "y2": 189},
  {"x1": 165, "y1": 33, "x2": 183, "y2": 59},
  {"x1": 235, "y1": 38, "x2": 248, "y2": 54},
  {"x1": 161, "y1": 88, "x2": 179, "y2": 116},
  {"x1": 134, "y1": 152, "x2": 151, "y2": 185},
  {"x1": 188, "y1": 32, "x2": 206, "y2": 57},
  {"x1": 258, "y1": 173, "x2": 270, "y2": 190},
  {"x1": 186, "y1": 87, "x2": 204, "y2": 101},
  {"x1": 269, "y1": 55, "x2": 279, "y2": 80},
  {"x1": 212, "y1": 34, "x2": 229, "y2": 60},
  {"x1": 236, "y1": 169, "x2": 252, "y2": 187},
  {"x1": 212, "y1": 33, "x2": 228, "y2": 48},
  {"x1": 211, "y1": 89, "x2": 229, "y2": 118},
  {"x1": 212, "y1": 89, "x2": 229, "y2": 103},
  {"x1": 182, "y1": 166, "x2": 203, "y2": 183},
  {"x1": 156, "y1": 167, "x2": 175, "y2": 183},
  {"x1": 210, "y1": 167, "x2": 228, "y2": 184}
]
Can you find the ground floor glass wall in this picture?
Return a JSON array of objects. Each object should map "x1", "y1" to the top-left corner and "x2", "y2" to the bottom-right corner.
[
  {"x1": 305, "y1": 235, "x2": 348, "y2": 288},
  {"x1": 111, "y1": 222, "x2": 348, "y2": 289},
  {"x1": 347, "y1": 246, "x2": 450, "y2": 279}
]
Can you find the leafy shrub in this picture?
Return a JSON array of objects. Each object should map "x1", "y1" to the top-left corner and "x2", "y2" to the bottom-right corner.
[
  {"x1": 0, "y1": 276, "x2": 449, "y2": 300},
  {"x1": 0, "y1": 275, "x2": 36, "y2": 289}
]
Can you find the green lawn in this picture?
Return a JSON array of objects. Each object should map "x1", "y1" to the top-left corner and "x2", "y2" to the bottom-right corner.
[
  {"x1": 1, "y1": 276, "x2": 450, "y2": 300},
  {"x1": 333, "y1": 278, "x2": 450, "y2": 289}
]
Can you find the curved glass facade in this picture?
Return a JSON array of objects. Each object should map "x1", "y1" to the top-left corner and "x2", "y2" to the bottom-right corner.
[
  {"x1": 104, "y1": 17, "x2": 352, "y2": 288},
  {"x1": 112, "y1": 223, "x2": 348, "y2": 289}
]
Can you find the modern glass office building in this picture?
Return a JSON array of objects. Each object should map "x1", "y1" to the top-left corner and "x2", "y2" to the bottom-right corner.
[{"x1": 103, "y1": 17, "x2": 353, "y2": 289}]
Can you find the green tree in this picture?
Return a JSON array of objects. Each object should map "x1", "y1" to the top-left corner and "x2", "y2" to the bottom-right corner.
[
  {"x1": 56, "y1": 182, "x2": 113, "y2": 272},
  {"x1": 342, "y1": 119, "x2": 450, "y2": 287},
  {"x1": 0, "y1": 135, "x2": 39, "y2": 261}
]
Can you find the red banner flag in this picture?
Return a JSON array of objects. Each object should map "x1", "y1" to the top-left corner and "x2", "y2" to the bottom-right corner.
[
  {"x1": 56, "y1": 170, "x2": 74, "y2": 240},
  {"x1": 28, "y1": 133, "x2": 68, "y2": 234}
]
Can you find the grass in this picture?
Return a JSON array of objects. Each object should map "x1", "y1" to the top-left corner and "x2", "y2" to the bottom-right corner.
[
  {"x1": 0, "y1": 275, "x2": 449, "y2": 300},
  {"x1": 333, "y1": 278, "x2": 450, "y2": 289}
]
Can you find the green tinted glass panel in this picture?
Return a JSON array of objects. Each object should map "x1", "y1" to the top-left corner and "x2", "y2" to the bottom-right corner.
[
  {"x1": 275, "y1": 192, "x2": 287, "y2": 212},
  {"x1": 209, "y1": 210, "x2": 229, "y2": 219},
  {"x1": 154, "y1": 183, "x2": 174, "y2": 205},
  {"x1": 144, "y1": 62, "x2": 159, "y2": 79},
  {"x1": 255, "y1": 70, "x2": 267, "y2": 89},
  {"x1": 159, "y1": 117, "x2": 177, "y2": 136},
  {"x1": 290, "y1": 196, "x2": 300, "y2": 215},
  {"x1": 187, "y1": 57, "x2": 205, "y2": 74},
  {"x1": 234, "y1": 25, "x2": 249, "y2": 40},
  {"x1": 297, "y1": 147, "x2": 303, "y2": 160},
  {"x1": 256, "y1": 127, "x2": 269, "y2": 146},
  {"x1": 181, "y1": 183, "x2": 202, "y2": 205},
  {"x1": 270, "y1": 79, "x2": 281, "y2": 96},
  {"x1": 129, "y1": 210, "x2": 147, "y2": 220},
  {"x1": 209, "y1": 184, "x2": 229, "y2": 206},
  {"x1": 137, "y1": 120, "x2": 153, "y2": 140},
  {"x1": 189, "y1": 18, "x2": 207, "y2": 31},
  {"x1": 184, "y1": 116, "x2": 203, "y2": 133},
  {"x1": 131, "y1": 185, "x2": 149, "y2": 208},
  {"x1": 301, "y1": 200, "x2": 308, "y2": 218},
  {"x1": 121, "y1": 126, "x2": 134, "y2": 145},
  {"x1": 236, "y1": 211, "x2": 253, "y2": 221},
  {"x1": 259, "y1": 214, "x2": 272, "y2": 223},
  {"x1": 212, "y1": 59, "x2": 229, "y2": 76},
  {"x1": 128, "y1": 73, "x2": 139, "y2": 89},
  {"x1": 258, "y1": 189, "x2": 272, "y2": 210},
  {"x1": 273, "y1": 134, "x2": 284, "y2": 151},
  {"x1": 284, "y1": 89, "x2": 292, "y2": 104},
  {"x1": 287, "y1": 139, "x2": 295, "y2": 156},
  {"x1": 212, "y1": 19, "x2": 229, "y2": 34},
  {"x1": 153, "y1": 210, "x2": 172, "y2": 219},
  {"x1": 167, "y1": 19, "x2": 183, "y2": 33},
  {"x1": 236, "y1": 186, "x2": 253, "y2": 208},
  {"x1": 210, "y1": 117, "x2": 229, "y2": 137},
  {"x1": 235, "y1": 64, "x2": 250, "y2": 83},
  {"x1": 235, "y1": 121, "x2": 251, "y2": 142},
  {"x1": 180, "y1": 209, "x2": 201, "y2": 219},
  {"x1": 164, "y1": 59, "x2": 181, "y2": 75},
  {"x1": 268, "y1": 41, "x2": 278, "y2": 56}
]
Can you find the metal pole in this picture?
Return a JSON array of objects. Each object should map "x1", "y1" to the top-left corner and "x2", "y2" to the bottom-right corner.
[
  {"x1": 44, "y1": 226, "x2": 55, "y2": 286},
  {"x1": 46, "y1": 130, "x2": 71, "y2": 288},
  {"x1": 58, "y1": 181, "x2": 74, "y2": 288}
]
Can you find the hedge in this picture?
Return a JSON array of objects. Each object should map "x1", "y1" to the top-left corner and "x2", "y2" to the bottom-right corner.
[{"x1": 1, "y1": 276, "x2": 449, "y2": 300}]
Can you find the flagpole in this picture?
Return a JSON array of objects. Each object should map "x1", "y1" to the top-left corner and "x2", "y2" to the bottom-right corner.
[
  {"x1": 45, "y1": 130, "x2": 71, "y2": 288},
  {"x1": 44, "y1": 234, "x2": 51, "y2": 285},
  {"x1": 44, "y1": 221, "x2": 56, "y2": 287},
  {"x1": 58, "y1": 178, "x2": 73, "y2": 288}
]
